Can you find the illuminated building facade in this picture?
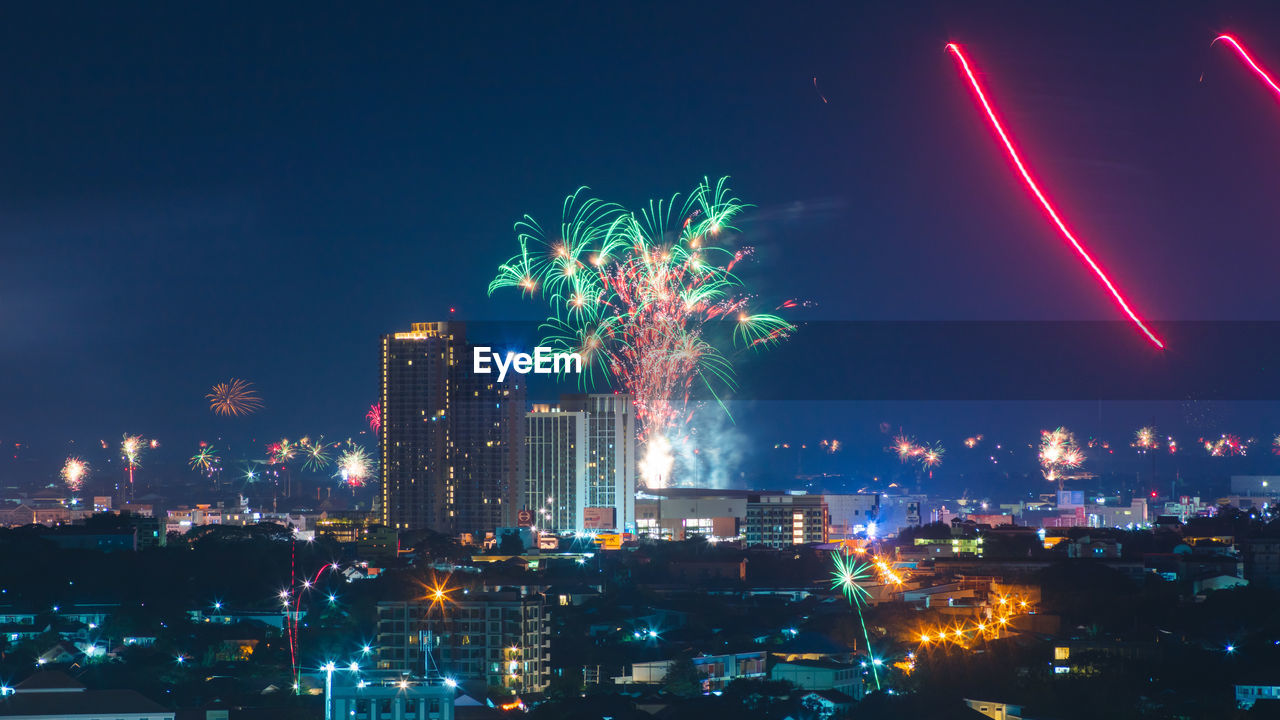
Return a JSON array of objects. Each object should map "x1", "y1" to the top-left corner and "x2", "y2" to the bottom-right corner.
[
  {"x1": 745, "y1": 493, "x2": 829, "y2": 548},
  {"x1": 375, "y1": 589, "x2": 550, "y2": 692},
  {"x1": 559, "y1": 393, "x2": 636, "y2": 531},
  {"x1": 524, "y1": 407, "x2": 587, "y2": 532},
  {"x1": 379, "y1": 322, "x2": 524, "y2": 536}
]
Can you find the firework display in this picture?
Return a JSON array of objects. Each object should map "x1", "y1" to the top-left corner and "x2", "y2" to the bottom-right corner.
[
  {"x1": 945, "y1": 43, "x2": 1163, "y2": 349},
  {"x1": 121, "y1": 434, "x2": 145, "y2": 495},
  {"x1": 830, "y1": 550, "x2": 881, "y2": 690},
  {"x1": 1134, "y1": 426, "x2": 1158, "y2": 451},
  {"x1": 61, "y1": 457, "x2": 89, "y2": 491},
  {"x1": 890, "y1": 434, "x2": 945, "y2": 475},
  {"x1": 1203, "y1": 433, "x2": 1248, "y2": 457},
  {"x1": 335, "y1": 443, "x2": 376, "y2": 488},
  {"x1": 366, "y1": 403, "x2": 381, "y2": 435},
  {"x1": 1039, "y1": 427, "x2": 1084, "y2": 485},
  {"x1": 489, "y1": 178, "x2": 793, "y2": 487},
  {"x1": 207, "y1": 378, "x2": 264, "y2": 416},
  {"x1": 299, "y1": 436, "x2": 334, "y2": 472},
  {"x1": 189, "y1": 445, "x2": 220, "y2": 474}
]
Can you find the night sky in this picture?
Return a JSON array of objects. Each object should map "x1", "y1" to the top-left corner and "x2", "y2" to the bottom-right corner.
[{"x1": 7, "y1": 2, "x2": 1280, "y2": 489}]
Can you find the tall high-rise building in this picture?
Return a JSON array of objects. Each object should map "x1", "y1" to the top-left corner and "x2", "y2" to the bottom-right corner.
[
  {"x1": 559, "y1": 393, "x2": 636, "y2": 532},
  {"x1": 524, "y1": 407, "x2": 587, "y2": 532},
  {"x1": 379, "y1": 322, "x2": 524, "y2": 536}
]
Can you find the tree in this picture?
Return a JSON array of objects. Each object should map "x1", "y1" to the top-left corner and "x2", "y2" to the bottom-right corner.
[
  {"x1": 662, "y1": 657, "x2": 702, "y2": 697},
  {"x1": 498, "y1": 531, "x2": 525, "y2": 556}
]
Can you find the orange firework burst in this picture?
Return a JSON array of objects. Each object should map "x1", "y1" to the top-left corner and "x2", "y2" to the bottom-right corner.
[
  {"x1": 207, "y1": 378, "x2": 263, "y2": 416},
  {"x1": 61, "y1": 457, "x2": 89, "y2": 491}
]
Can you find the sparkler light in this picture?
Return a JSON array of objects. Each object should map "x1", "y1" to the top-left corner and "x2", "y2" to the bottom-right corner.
[
  {"x1": 61, "y1": 457, "x2": 88, "y2": 491},
  {"x1": 207, "y1": 378, "x2": 263, "y2": 416},
  {"x1": 1214, "y1": 35, "x2": 1280, "y2": 104},
  {"x1": 944, "y1": 43, "x2": 1163, "y2": 349},
  {"x1": 490, "y1": 177, "x2": 794, "y2": 487}
]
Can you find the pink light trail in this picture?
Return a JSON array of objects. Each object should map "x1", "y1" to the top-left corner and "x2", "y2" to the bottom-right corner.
[
  {"x1": 1214, "y1": 35, "x2": 1280, "y2": 102},
  {"x1": 944, "y1": 43, "x2": 1164, "y2": 349}
]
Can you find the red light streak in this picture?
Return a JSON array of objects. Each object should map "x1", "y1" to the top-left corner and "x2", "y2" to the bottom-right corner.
[
  {"x1": 1214, "y1": 35, "x2": 1280, "y2": 102},
  {"x1": 944, "y1": 43, "x2": 1164, "y2": 349}
]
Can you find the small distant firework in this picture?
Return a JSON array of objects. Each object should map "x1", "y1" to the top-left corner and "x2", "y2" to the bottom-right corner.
[
  {"x1": 335, "y1": 444, "x2": 376, "y2": 487},
  {"x1": 820, "y1": 439, "x2": 841, "y2": 454},
  {"x1": 813, "y1": 76, "x2": 828, "y2": 104},
  {"x1": 830, "y1": 551, "x2": 880, "y2": 690},
  {"x1": 61, "y1": 457, "x2": 88, "y2": 491},
  {"x1": 1039, "y1": 427, "x2": 1084, "y2": 484},
  {"x1": 1273, "y1": 434, "x2": 1280, "y2": 456},
  {"x1": 944, "y1": 43, "x2": 1163, "y2": 349},
  {"x1": 921, "y1": 442, "x2": 945, "y2": 469},
  {"x1": 892, "y1": 434, "x2": 922, "y2": 462},
  {"x1": 207, "y1": 378, "x2": 263, "y2": 417},
  {"x1": 890, "y1": 434, "x2": 943, "y2": 473},
  {"x1": 1167, "y1": 436, "x2": 1178, "y2": 454},
  {"x1": 964, "y1": 435, "x2": 984, "y2": 449},
  {"x1": 268, "y1": 439, "x2": 297, "y2": 465},
  {"x1": 1204, "y1": 434, "x2": 1247, "y2": 457},
  {"x1": 299, "y1": 436, "x2": 334, "y2": 472},
  {"x1": 121, "y1": 434, "x2": 145, "y2": 493},
  {"x1": 1134, "y1": 426, "x2": 1159, "y2": 452},
  {"x1": 366, "y1": 403, "x2": 381, "y2": 435},
  {"x1": 121, "y1": 435, "x2": 144, "y2": 469},
  {"x1": 189, "y1": 446, "x2": 220, "y2": 474}
]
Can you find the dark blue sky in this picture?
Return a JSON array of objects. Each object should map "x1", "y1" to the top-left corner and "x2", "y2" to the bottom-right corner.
[{"x1": 6, "y1": 2, "x2": 1280, "y2": 487}]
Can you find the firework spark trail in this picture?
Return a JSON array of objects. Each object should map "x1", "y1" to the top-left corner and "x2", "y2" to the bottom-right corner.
[
  {"x1": 944, "y1": 43, "x2": 1164, "y2": 349},
  {"x1": 1214, "y1": 35, "x2": 1280, "y2": 102},
  {"x1": 366, "y1": 403, "x2": 381, "y2": 435}
]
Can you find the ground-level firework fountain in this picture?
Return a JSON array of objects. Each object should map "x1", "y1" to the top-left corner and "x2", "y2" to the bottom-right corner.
[{"x1": 489, "y1": 177, "x2": 793, "y2": 487}]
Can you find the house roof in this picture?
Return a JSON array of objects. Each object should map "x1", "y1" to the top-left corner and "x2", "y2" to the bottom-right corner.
[
  {"x1": 14, "y1": 671, "x2": 85, "y2": 692},
  {"x1": 804, "y1": 689, "x2": 856, "y2": 704},
  {"x1": 0, "y1": 689, "x2": 170, "y2": 717},
  {"x1": 774, "y1": 659, "x2": 853, "y2": 670}
]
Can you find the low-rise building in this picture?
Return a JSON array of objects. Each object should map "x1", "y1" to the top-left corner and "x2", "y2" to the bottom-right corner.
[
  {"x1": 614, "y1": 651, "x2": 767, "y2": 691},
  {"x1": 770, "y1": 659, "x2": 862, "y2": 700},
  {"x1": 746, "y1": 493, "x2": 828, "y2": 548},
  {"x1": 0, "y1": 670, "x2": 174, "y2": 720},
  {"x1": 326, "y1": 673, "x2": 454, "y2": 720}
]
